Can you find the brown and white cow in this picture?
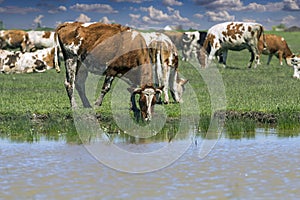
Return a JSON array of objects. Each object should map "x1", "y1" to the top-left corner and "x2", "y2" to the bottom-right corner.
[
  {"x1": 55, "y1": 22, "x2": 158, "y2": 116},
  {"x1": 291, "y1": 55, "x2": 300, "y2": 79},
  {"x1": 0, "y1": 47, "x2": 55, "y2": 73},
  {"x1": 27, "y1": 30, "x2": 55, "y2": 50},
  {"x1": 199, "y1": 22, "x2": 265, "y2": 68},
  {"x1": 140, "y1": 32, "x2": 187, "y2": 104},
  {"x1": 0, "y1": 30, "x2": 34, "y2": 52},
  {"x1": 258, "y1": 34, "x2": 294, "y2": 66}
]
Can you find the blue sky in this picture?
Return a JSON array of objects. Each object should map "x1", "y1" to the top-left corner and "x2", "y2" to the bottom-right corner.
[{"x1": 0, "y1": 0, "x2": 299, "y2": 30}]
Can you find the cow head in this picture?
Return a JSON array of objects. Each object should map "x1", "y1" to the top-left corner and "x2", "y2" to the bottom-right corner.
[
  {"x1": 131, "y1": 84, "x2": 163, "y2": 122},
  {"x1": 171, "y1": 78, "x2": 188, "y2": 103},
  {"x1": 291, "y1": 55, "x2": 300, "y2": 79},
  {"x1": 286, "y1": 54, "x2": 295, "y2": 67}
]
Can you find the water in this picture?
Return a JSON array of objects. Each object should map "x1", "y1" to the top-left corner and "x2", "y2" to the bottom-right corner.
[{"x1": 1, "y1": 130, "x2": 300, "y2": 199}]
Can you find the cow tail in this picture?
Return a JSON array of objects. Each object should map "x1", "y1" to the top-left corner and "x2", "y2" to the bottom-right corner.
[
  {"x1": 54, "y1": 32, "x2": 61, "y2": 73},
  {"x1": 260, "y1": 25, "x2": 267, "y2": 50}
]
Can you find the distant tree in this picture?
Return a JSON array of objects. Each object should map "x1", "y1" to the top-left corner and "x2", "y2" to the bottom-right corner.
[{"x1": 272, "y1": 24, "x2": 286, "y2": 31}]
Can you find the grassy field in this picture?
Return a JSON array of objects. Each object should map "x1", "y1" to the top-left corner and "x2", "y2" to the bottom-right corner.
[{"x1": 0, "y1": 31, "x2": 299, "y2": 140}]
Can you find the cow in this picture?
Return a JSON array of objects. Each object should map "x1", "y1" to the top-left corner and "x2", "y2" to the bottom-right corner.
[
  {"x1": 258, "y1": 34, "x2": 294, "y2": 66},
  {"x1": 291, "y1": 55, "x2": 300, "y2": 79},
  {"x1": 54, "y1": 22, "x2": 165, "y2": 121},
  {"x1": 140, "y1": 32, "x2": 187, "y2": 104},
  {"x1": 199, "y1": 22, "x2": 266, "y2": 68},
  {"x1": 27, "y1": 30, "x2": 55, "y2": 50},
  {"x1": 130, "y1": 84, "x2": 163, "y2": 121},
  {"x1": 0, "y1": 30, "x2": 34, "y2": 52},
  {"x1": 0, "y1": 47, "x2": 55, "y2": 73},
  {"x1": 181, "y1": 31, "x2": 207, "y2": 61}
]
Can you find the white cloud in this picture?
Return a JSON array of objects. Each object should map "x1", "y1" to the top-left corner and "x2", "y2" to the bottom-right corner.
[
  {"x1": 162, "y1": 0, "x2": 183, "y2": 6},
  {"x1": 194, "y1": 13, "x2": 204, "y2": 19},
  {"x1": 242, "y1": 18, "x2": 256, "y2": 23},
  {"x1": 281, "y1": 15, "x2": 298, "y2": 27},
  {"x1": 283, "y1": 0, "x2": 300, "y2": 11},
  {"x1": 110, "y1": 0, "x2": 151, "y2": 3},
  {"x1": 99, "y1": 16, "x2": 115, "y2": 24},
  {"x1": 138, "y1": 6, "x2": 199, "y2": 29},
  {"x1": 206, "y1": 10, "x2": 235, "y2": 22},
  {"x1": 195, "y1": 0, "x2": 283, "y2": 12},
  {"x1": 76, "y1": 13, "x2": 91, "y2": 23},
  {"x1": 194, "y1": 0, "x2": 243, "y2": 10},
  {"x1": 70, "y1": 3, "x2": 118, "y2": 13},
  {"x1": 48, "y1": 5, "x2": 67, "y2": 14}
]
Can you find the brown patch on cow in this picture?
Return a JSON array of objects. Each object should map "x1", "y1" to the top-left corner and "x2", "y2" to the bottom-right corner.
[
  {"x1": 222, "y1": 23, "x2": 244, "y2": 40},
  {"x1": 43, "y1": 48, "x2": 55, "y2": 69},
  {"x1": 34, "y1": 59, "x2": 46, "y2": 70},
  {"x1": 0, "y1": 30, "x2": 29, "y2": 51},
  {"x1": 56, "y1": 22, "x2": 131, "y2": 57},
  {"x1": 42, "y1": 31, "x2": 51, "y2": 39},
  {"x1": 5, "y1": 53, "x2": 19, "y2": 68},
  {"x1": 248, "y1": 26, "x2": 252, "y2": 32}
]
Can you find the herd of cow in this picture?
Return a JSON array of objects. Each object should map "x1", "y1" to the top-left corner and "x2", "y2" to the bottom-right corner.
[{"x1": 0, "y1": 21, "x2": 299, "y2": 121}]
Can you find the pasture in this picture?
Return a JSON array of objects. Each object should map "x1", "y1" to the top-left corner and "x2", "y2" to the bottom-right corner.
[{"x1": 0, "y1": 31, "x2": 299, "y2": 140}]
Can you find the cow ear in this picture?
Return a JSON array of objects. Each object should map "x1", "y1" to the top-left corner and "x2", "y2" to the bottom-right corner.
[
  {"x1": 179, "y1": 78, "x2": 188, "y2": 85},
  {"x1": 155, "y1": 86, "x2": 163, "y2": 94},
  {"x1": 132, "y1": 87, "x2": 142, "y2": 94}
]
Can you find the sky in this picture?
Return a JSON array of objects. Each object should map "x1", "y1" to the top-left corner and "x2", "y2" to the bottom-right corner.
[{"x1": 0, "y1": 0, "x2": 299, "y2": 30}]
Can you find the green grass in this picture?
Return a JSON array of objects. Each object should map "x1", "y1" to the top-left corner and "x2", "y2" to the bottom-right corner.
[{"x1": 0, "y1": 31, "x2": 299, "y2": 140}]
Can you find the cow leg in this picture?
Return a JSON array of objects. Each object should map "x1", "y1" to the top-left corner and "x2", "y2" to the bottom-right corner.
[
  {"x1": 278, "y1": 51, "x2": 283, "y2": 65},
  {"x1": 75, "y1": 65, "x2": 92, "y2": 108},
  {"x1": 95, "y1": 75, "x2": 114, "y2": 106},
  {"x1": 65, "y1": 57, "x2": 78, "y2": 108},
  {"x1": 220, "y1": 50, "x2": 227, "y2": 68},
  {"x1": 249, "y1": 46, "x2": 259, "y2": 68},
  {"x1": 267, "y1": 54, "x2": 273, "y2": 65},
  {"x1": 169, "y1": 67, "x2": 178, "y2": 102},
  {"x1": 162, "y1": 64, "x2": 170, "y2": 104}
]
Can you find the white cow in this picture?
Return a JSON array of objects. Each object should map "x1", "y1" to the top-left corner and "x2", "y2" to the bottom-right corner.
[
  {"x1": 27, "y1": 30, "x2": 55, "y2": 50},
  {"x1": 292, "y1": 55, "x2": 300, "y2": 79}
]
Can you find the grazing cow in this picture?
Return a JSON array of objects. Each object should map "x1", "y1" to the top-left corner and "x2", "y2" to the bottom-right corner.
[
  {"x1": 291, "y1": 55, "x2": 300, "y2": 79},
  {"x1": 54, "y1": 22, "x2": 154, "y2": 106},
  {"x1": 199, "y1": 22, "x2": 265, "y2": 68},
  {"x1": 131, "y1": 84, "x2": 163, "y2": 121},
  {"x1": 27, "y1": 30, "x2": 55, "y2": 49},
  {"x1": 0, "y1": 30, "x2": 34, "y2": 52},
  {"x1": 0, "y1": 47, "x2": 55, "y2": 73},
  {"x1": 140, "y1": 32, "x2": 187, "y2": 104},
  {"x1": 258, "y1": 34, "x2": 294, "y2": 66},
  {"x1": 181, "y1": 31, "x2": 207, "y2": 61}
]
